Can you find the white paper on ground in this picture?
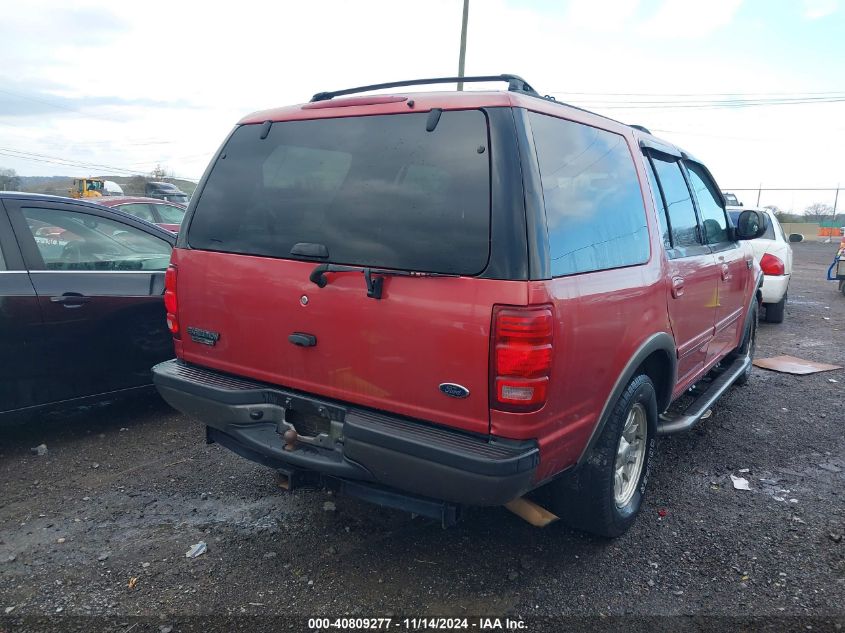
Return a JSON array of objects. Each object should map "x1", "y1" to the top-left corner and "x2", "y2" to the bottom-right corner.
[{"x1": 730, "y1": 475, "x2": 751, "y2": 491}]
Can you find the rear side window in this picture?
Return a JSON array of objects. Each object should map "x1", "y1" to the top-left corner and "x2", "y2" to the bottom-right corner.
[
  {"x1": 118, "y1": 203, "x2": 156, "y2": 223},
  {"x1": 528, "y1": 112, "x2": 649, "y2": 277},
  {"x1": 156, "y1": 204, "x2": 186, "y2": 224},
  {"x1": 685, "y1": 162, "x2": 729, "y2": 244},
  {"x1": 774, "y1": 215, "x2": 787, "y2": 241},
  {"x1": 650, "y1": 156, "x2": 700, "y2": 248},
  {"x1": 188, "y1": 111, "x2": 491, "y2": 275}
]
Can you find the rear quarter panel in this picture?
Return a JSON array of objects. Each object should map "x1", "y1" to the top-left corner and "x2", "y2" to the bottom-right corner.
[
  {"x1": 490, "y1": 124, "x2": 673, "y2": 480},
  {"x1": 492, "y1": 264, "x2": 670, "y2": 480}
]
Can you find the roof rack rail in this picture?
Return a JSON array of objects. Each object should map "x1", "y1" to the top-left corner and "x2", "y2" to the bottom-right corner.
[
  {"x1": 629, "y1": 124, "x2": 652, "y2": 134},
  {"x1": 310, "y1": 74, "x2": 539, "y2": 102}
]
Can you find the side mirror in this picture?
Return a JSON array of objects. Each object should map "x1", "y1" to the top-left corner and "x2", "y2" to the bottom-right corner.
[
  {"x1": 788, "y1": 233, "x2": 804, "y2": 243},
  {"x1": 735, "y1": 209, "x2": 768, "y2": 240}
]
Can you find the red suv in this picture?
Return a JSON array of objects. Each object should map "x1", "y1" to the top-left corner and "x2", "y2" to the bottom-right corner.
[{"x1": 153, "y1": 75, "x2": 768, "y2": 536}]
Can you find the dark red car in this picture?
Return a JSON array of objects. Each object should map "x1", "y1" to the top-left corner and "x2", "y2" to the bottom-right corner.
[
  {"x1": 152, "y1": 75, "x2": 768, "y2": 536},
  {"x1": 94, "y1": 196, "x2": 186, "y2": 233}
]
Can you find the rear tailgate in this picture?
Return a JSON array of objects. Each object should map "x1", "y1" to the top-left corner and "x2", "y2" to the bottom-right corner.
[
  {"x1": 173, "y1": 250, "x2": 525, "y2": 434},
  {"x1": 175, "y1": 107, "x2": 524, "y2": 435}
]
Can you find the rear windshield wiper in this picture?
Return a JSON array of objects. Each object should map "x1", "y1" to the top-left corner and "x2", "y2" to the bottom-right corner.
[{"x1": 309, "y1": 263, "x2": 457, "y2": 300}]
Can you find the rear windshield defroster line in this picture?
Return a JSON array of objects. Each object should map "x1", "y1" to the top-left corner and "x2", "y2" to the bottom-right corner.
[{"x1": 187, "y1": 110, "x2": 492, "y2": 276}]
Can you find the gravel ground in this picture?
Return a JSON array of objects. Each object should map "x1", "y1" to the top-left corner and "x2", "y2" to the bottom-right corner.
[{"x1": 1, "y1": 241, "x2": 843, "y2": 632}]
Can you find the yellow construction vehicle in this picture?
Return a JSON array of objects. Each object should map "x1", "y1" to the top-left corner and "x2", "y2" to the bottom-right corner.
[{"x1": 69, "y1": 178, "x2": 105, "y2": 198}]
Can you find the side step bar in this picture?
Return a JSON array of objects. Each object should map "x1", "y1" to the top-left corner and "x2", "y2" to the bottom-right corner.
[{"x1": 657, "y1": 354, "x2": 751, "y2": 435}]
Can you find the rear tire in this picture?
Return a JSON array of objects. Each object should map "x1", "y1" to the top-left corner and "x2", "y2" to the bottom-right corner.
[
  {"x1": 550, "y1": 374, "x2": 657, "y2": 538},
  {"x1": 729, "y1": 300, "x2": 758, "y2": 386},
  {"x1": 764, "y1": 293, "x2": 786, "y2": 323}
]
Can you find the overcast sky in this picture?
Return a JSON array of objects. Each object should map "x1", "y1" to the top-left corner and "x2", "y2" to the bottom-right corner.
[{"x1": 0, "y1": 0, "x2": 843, "y2": 211}]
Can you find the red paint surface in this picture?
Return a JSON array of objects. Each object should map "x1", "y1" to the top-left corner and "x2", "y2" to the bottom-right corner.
[
  {"x1": 172, "y1": 249, "x2": 526, "y2": 436},
  {"x1": 172, "y1": 91, "x2": 755, "y2": 485}
]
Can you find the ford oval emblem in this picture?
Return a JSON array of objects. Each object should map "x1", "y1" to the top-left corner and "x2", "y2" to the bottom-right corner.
[{"x1": 439, "y1": 383, "x2": 470, "y2": 399}]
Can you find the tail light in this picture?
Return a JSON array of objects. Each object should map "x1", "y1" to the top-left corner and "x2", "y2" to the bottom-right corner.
[
  {"x1": 760, "y1": 253, "x2": 785, "y2": 276},
  {"x1": 164, "y1": 265, "x2": 180, "y2": 337},
  {"x1": 491, "y1": 305, "x2": 553, "y2": 412}
]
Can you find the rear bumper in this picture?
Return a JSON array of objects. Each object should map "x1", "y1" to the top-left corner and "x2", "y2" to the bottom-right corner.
[
  {"x1": 153, "y1": 360, "x2": 538, "y2": 506},
  {"x1": 761, "y1": 273, "x2": 789, "y2": 304}
]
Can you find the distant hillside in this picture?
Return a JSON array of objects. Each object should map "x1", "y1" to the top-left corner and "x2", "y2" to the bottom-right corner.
[{"x1": 17, "y1": 175, "x2": 197, "y2": 198}]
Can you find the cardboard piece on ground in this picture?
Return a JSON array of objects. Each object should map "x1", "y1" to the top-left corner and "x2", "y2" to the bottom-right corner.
[
  {"x1": 504, "y1": 498, "x2": 559, "y2": 527},
  {"x1": 753, "y1": 355, "x2": 842, "y2": 375}
]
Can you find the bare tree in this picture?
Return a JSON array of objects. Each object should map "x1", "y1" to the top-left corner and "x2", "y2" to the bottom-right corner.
[
  {"x1": 764, "y1": 205, "x2": 802, "y2": 223},
  {"x1": 0, "y1": 167, "x2": 21, "y2": 191},
  {"x1": 149, "y1": 164, "x2": 171, "y2": 181},
  {"x1": 804, "y1": 203, "x2": 834, "y2": 223}
]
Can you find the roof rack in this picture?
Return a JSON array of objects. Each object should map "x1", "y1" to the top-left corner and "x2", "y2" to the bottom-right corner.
[
  {"x1": 310, "y1": 74, "x2": 539, "y2": 102},
  {"x1": 629, "y1": 124, "x2": 651, "y2": 134}
]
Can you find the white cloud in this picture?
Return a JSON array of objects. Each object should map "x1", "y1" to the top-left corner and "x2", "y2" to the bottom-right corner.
[
  {"x1": 565, "y1": 0, "x2": 641, "y2": 31},
  {"x1": 803, "y1": 0, "x2": 838, "y2": 19},
  {"x1": 0, "y1": 0, "x2": 842, "y2": 213},
  {"x1": 639, "y1": 0, "x2": 744, "y2": 39}
]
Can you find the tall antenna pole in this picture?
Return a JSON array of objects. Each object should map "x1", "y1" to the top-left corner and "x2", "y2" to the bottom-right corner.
[{"x1": 457, "y1": 0, "x2": 469, "y2": 90}]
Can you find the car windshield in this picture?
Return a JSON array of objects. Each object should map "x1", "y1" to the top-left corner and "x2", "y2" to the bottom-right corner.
[
  {"x1": 150, "y1": 183, "x2": 179, "y2": 191},
  {"x1": 187, "y1": 110, "x2": 491, "y2": 276}
]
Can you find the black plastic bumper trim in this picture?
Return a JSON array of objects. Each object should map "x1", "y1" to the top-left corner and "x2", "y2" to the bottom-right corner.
[{"x1": 153, "y1": 360, "x2": 539, "y2": 506}]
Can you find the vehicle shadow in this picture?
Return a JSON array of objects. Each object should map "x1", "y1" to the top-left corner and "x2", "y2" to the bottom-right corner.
[{"x1": 0, "y1": 392, "x2": 176, "y2": 455}]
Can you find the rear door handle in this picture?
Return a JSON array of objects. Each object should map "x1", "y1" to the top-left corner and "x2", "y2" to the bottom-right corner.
[
  {"x1": 288, "y1": 332, "x2": 317, "y2": 347},
  {"x1": 671, "y1": 276, "x2": 685, "y2": 298},
  {"x1": 721, "y1": 263, "x2": 731, "y2": 281},
  {"x1": 50, "y1": 293, "x2": 91, "y2": 307}
]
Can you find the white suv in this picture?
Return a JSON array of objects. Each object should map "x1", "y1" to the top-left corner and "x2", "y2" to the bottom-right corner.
[{"x1": 728, "y1": 207, "x2": 795, "y2": 323}]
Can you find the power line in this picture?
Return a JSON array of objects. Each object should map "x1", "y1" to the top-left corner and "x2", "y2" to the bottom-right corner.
[
  {"x1": 128, "y1": 153, "x2": 211, "y2": 165},
  {"x1": 549, "y1": 90, "x2": 845, "y2": 97},
  {"x1": 0, "y1": 150, "x2": 200, "y2": 182},
  {"x1": 557, "y1": 97, "x2": 845, "y2": 110},
  {"x1": 563, "y1": 95, "x2": 845, "y2": 105},
  {"x1": 2, "y1": 147, "x2": 148, "y2": 175},
  {"x1": 650, "y1": 128, "x2": 773, "y2": 142},
  {"x1": 0, "y1": 87, "x2": 128, "y2": 123},
  {"x1": 0, "y1": 148, "x2": 145, "y2": 176},
  {"x1": 0, "y1": 124, "x2": 179, "y2": 149},
  {"x1": 0, "y1": 89, "x2": 187, "y2": 151},
  {"x1": 0, "y1": 147, "x2": 198, "y2": 181},
  {"x1": 723, "y1": 187, "x2": 841, "y2": 191}
]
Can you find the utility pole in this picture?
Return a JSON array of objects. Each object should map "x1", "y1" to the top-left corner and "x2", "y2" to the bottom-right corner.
[{"x1": 457, "y1": 0, "x2": 469, "y2": 90}]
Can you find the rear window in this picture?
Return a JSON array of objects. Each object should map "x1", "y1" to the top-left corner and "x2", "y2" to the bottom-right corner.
[{"x1": 188, "y1": 110, "x2": 491, "y2": 275}]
